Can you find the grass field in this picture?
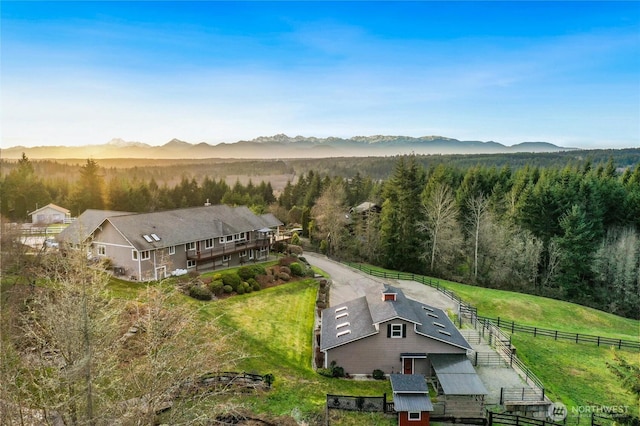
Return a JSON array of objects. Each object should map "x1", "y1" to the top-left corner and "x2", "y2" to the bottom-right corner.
[
  {"x1": 196, "y1": 279, "x2": 392, "y2": 419},
  {"x1": 102, "y1": 263, "x2": 640, "y2": 423}
]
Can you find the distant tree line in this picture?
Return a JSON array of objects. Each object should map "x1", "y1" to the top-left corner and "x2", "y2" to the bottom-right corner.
[{"x1": 2, "y1": 152, "x2": 639, "y2": 318}]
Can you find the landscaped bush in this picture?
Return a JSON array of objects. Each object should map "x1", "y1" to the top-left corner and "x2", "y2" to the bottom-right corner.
[
  {"x1": 247, "y1": 278, "x2": 261, "y2": 291},
  {"x1": 223, "y1": 285, "x2": 233, "y2": 294},
  {"x1": 279, "y1": 266, "x2": 291, "y2": 276},
  {"x1": 289, "y1": 262, "x2": 303, "y2": 277},
  {"x1": 291, "y1": 232, "x2": 301, "y2": 245},
  {"x1": 238, "y1": 265, "x2": 266, "y2": 281},
  {"x1": 208, "y1": 279, "x2": 224, "y2": 295},
  {"x1": 372, "y1": 369, "x2": 385, "y2": 380},
  {"x1": 242, "y1": 282, "x2": 252, "y2": 293},
  {"x1": 236, "y1": 285, "x2": 245, "y2": 295},
  {"x1": 278, "y1": 256, "x2": 298, "y2": 267},
  {"x1": 221, "y1": 272, "x2": 242, "y2": 291},
  {"x1": 188, "y1": 285, "x2": 213, "y2": 301},
  {"x1": 277, "y1": 272, "x2": 290, "y2": 281}
]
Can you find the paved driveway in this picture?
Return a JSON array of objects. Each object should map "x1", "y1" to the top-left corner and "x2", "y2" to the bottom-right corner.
[{"x1": 303, "y1": 253, "x2": 458, "y2": 312}]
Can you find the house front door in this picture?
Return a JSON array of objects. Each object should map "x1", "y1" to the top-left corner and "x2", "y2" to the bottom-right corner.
[{"x1": 403, "y1": 358, "x2": 413, "y2": 374}]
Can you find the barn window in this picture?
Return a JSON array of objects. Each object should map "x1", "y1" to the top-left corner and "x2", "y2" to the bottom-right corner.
[
  {"x1": 388, "y1": 323, "x2": 406, "y2": 338},
  {"x1": 408, "y1": 412, "x2": 421, "y2": 420}
]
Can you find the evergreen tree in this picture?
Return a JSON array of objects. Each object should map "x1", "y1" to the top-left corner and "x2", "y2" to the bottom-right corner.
[
  {"x1": 70, "y1": 159, "x2": 105, "y2": 215},
  {"x1": 379, "y1": 156, "x2": 426, "y2": 273}
]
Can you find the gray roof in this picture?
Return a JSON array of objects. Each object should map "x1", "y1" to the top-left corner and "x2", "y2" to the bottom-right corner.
[
  {"x1": 57, "y1": 206, "x2": 282, "y2": 251},
  {"x1": 430, "y1": 354, "x2": 488, "y2": 395},
  {"x1": 390, "y1": 374, "x2": 429, "y2": 393},
  {"x1": 320, "y1": 296, "x2": 376, "y2": 350},
  {"x1": 57, "y1": 209, "x2": 132, "y2": 245},
  {"x1": 320, "y1": 285, "x2": 471, "y2": 352},
  {"x1": 393, "y1": 394, "x2": 434, "y2": 412},
  {"x1": 106, "y1": 205, "x2": 283, "y2": 250}
]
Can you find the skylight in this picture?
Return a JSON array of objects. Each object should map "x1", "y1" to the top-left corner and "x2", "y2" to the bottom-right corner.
[
  {"x1": 422, "y1": 306, "x2": 434, "y2": 312},
  {"x1": 433, "y1": 322, "x2": 446, "y2": 328},
  {"x1": 335, "y1": 306, "x2": 348, "y2": 313},
  {"x1": 438, "y1": 330, "x2": 452, "y2": 336},
  {"x1": 336, "y1": 330, "x2": 351, "y2": 338},
  {"x1": 336, "y1": 312, "x2": 349, "y2": 320},
  {"x1": 336, "y1": 322, "x2": 350, "y2": 329},
  {"x1": 143, "y1": 235, "x2": 153, "y2": 243},
  {"x1": 428, "y1": 313, "x2": 439, "y2": 318},
  {"x1": 151, "y1": 233, "x2": 160, "y2": 241}
]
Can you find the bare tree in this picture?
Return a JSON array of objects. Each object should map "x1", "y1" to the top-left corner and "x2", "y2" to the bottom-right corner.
[
  {"x1": 420, "y1": 184, "x2": 462, "y2": 273},
  {"x1": 3, "y1": 246, "x2": 241, "y2": 425},
  {"x1": 311, "y1": 180, "x2": 348, "y2": 257},
  {"x1": 466, "y1": 194, "x2": 489, "y2": 281}
]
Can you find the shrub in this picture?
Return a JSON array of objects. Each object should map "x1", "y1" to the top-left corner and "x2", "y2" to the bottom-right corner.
[
  {"x1": 242, "y1": 282, "x2": 252, "y2": 293},
  {"x1": 278, "y1": 256, "x2": 298, "y2": 267},
  {"x1": 188, "y1": 285, "x2": 213, "y2": 301},
  {"x1": 247, "y1": 278, "x2": 260, "y2": 291},
  {"x1": 279, "y1": 266, "x2": 291, "y2": 276},
  {"x1": 222, "y1": 272, "x2": 242, "y2": 291},
  {"x1": 238, "y1": 266, "x2": 254, "y2": 281},
  {"x1": 208, "y1": 280, "x2": 224, "y2": 295},
  {"x1": 223, "y1": 285, "x2": 233, "y2": 294},
  {"x1": 287, "y1": 244, "x2": 303, "y2": 255},
  {"x1": 319, "y1": 240, "x2": 328, "y2": 254},
  {"x1": 236, "y1": 285, "x2": 245, "y2": 295},
  {"x1": 290, "y1": 232, "x2": 300, "y2": 245},
  {"x1": 372, "y1": 369, "x2": 385, "y2": 380},
  {"x1": 277, "y1": 272, "x2": 290, "y2": 281},
  {"x1": 317, "y1": 368, "x2": 334, "y2": 378},
  {"x1": 289, "y1": 262, "x2": 303, "y2": 277}
]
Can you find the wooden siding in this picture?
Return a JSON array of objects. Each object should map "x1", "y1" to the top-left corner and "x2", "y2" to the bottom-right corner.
[
  {"x1": 324, "y1": 319, "x2": 466, "y2": 375},
  {"x1": 399, "y1": 411, "x2": 429, "y2": 426}
]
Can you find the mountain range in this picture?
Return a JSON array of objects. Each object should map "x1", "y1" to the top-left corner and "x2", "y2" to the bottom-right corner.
[{"x1": 1, "y1": 134, "x2": 577, "y2": 159}]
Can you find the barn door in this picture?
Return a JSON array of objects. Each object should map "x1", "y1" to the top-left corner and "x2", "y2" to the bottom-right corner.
[{"x1": 403, "y1": 358, "x2": 413, "y2": 374}]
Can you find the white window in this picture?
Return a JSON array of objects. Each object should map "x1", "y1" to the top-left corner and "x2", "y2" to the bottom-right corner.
[
  {"x1": 140, "y1": 250, "x2": 150, "y2": 261},
  {"x1": 239, "y1": 232, "x2": 246, "y2": 240},
  {"x1": 187, "y1": 260, "x2": 196, "y2": 268},
  {"x1": 390, "y1": 324, "x2": 403, "y2": 338},
  {"x1": 132, "y1": 250, "x2": 138, "y2": 260},
  {"x1": 97, "y1": 245, "x2": 106, "y2": 256},
  {"x1": 249, "y1": 250, "x2": 254, "y2": 260},
  {"x1": 186, "y1": 242, "x2": 195, "y2": 251},
  {"x1": 168, "y1": 246, "x2": 175, "y2": 255},
  {"x1": 220, "y1": 237, "x2": 225, "y2": 244},
  {"x1": 222, "y1": 255, "x2": 230, "y2": 262},
  {"x1": 408, "y1": 412, "x2": 421, "y2": 421},
  {"x1": 226, "y1": 235, "x2": 233, "y2": 242},
  {"x1": 240, "y1": 250, "x2": 247, "y2": 257},
  {"x1": 204, "y1": 238, "x2": 214, "y2": 249}
]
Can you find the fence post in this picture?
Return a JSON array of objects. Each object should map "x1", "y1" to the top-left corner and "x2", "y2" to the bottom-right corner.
[
  {"x1": 475, "y1": 351, "x2": 478, "y2": 366},
  {"x1": 497, "y1": 317, "x2": 501, "y2": 327},
  {"x1": 511, "y1": 320, "x2": 515, "y2": 334},
  {"x1": 576, "y1": 333, "x2": 579, "y2": 344},
  {"x1": 489, "y1": 411, "x2": 494, "y2": 426},
  {"x1": 500, "y1": 388, "x2": 504, "y2": 405},
  {"x1": 383, "y1": 393, "x2": 387, "y2": 413}
]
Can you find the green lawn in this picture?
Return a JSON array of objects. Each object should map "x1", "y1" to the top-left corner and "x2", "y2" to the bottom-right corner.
[
  {"x1": 512, "y1": 334, "x2": 639, "y2": 418},
  {"x1": 197, "y1": 279, "x2": 392, "y2": 418},
  {"x1": 103, "y1": 263, "x2": 639, "y2": 423}
]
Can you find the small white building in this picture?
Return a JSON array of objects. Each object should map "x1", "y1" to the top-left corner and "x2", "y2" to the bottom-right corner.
[{"x1": 28, "y1": 203, "x2": 71, "y2": 225}]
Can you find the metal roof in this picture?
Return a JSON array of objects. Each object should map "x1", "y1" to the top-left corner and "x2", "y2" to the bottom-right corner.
[
  {"x1": 430, "y1": 354, "x2": 488, "y2": 395},
  {"x1": 393, "y1": 394, "x2": 434, "y2": 412},
  {"x1": 390, "y1": 374, "x2": 429, "y2": 393}
]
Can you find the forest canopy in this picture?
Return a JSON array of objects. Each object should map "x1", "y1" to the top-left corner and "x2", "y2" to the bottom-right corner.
[{"x1": 1, "y1": 150, "x2": 639, "y2": 319}]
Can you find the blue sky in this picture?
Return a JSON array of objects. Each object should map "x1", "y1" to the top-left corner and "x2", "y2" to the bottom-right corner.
[{"x1": 1, "y1": 1, "x2": 639, "y2": 149}]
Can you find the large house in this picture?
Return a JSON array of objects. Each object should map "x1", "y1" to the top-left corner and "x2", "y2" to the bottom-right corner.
[{"x1": 57, "y1": 205, "x2": 283, "y2": 281}]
